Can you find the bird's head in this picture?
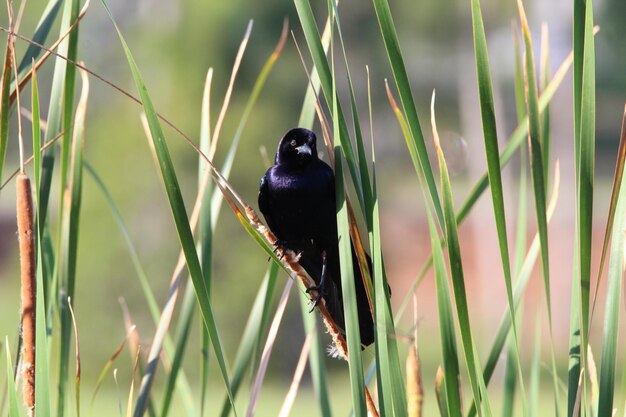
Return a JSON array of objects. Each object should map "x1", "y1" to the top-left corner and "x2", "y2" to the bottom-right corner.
[{"x1": 275, "y1": 128, "x2": 319, "y2": 167}]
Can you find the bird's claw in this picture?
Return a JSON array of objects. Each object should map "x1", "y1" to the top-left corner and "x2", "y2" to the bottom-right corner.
[
  {"x1": 306, "y1": 284, "x2": 324, "y2": 312},
  {"x1": 272, "y1": 239, "x2": 288, "y2": 260}
]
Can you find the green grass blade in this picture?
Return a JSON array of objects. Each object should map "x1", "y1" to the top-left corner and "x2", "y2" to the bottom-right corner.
[
  {"x1": 296, "y1": 293, "x2": 333, "y2": 417},
  {"x1": 4, "y1": 339, "x2": 23, "y2": 417},
  {"x1": 568, "y1": 0, "x2": 592, "y2": 412},
  {"x1": 293, "y1": 0, "x2": 366, "y2": 210},
  {"x1": 501, "y1": 335, "x2": 518, "y2": 417},
  {"x1": 31, "y1": 63, "x2": 41, "y2": 202},
  {"x1": 372, "y1": 0, "x2": 444, "y2": 227},
  {"x1": 16, "y1": 0, "x2": 63, "y2": 76},
  {"x1": 577, "y1": 0, "x2": 596, "y2": 386},
  {"x1": 57, "y1": 66, "x2": 87, "y2": 417},
  {"x1": 517, "y1": 5, "x2": 563, "y2": 416},
  {"x1": 528, "y1": 320, "x2": 542, "y2": 417},
  {"x1": 334, "y1": 148, "x2": 366, "y2": 416},
  {"x1": 469, "y1": 1, "x2": 526, "y2": 413},
  {"x1": 518, "y1": 1, "x2": 551, "y2": 319},
  {"x1": 218, "y1": 263, "x2": 279, "y2": 417},
  {"x1": 596, "y1": 149, "x2": 626, "y2": 417},
  {"x1": 432, "y1": 93, "x2": 490, "y2": 416},
  {"x1": 293, "y1": 17, "x2": 333, "y2": 417},
  {"x1": 34, "y1": 217, "x2": 52, "y2": 417},
  {"x1": 329, "y1": 26, "x2": 366, "y2": 408},
  {"x1": 58, "y1": 0, "x2": 81, "y2": 193},
  {"x1": 395, "y1": 47, "x2": 573, "y2": 319},
  {"x1": 328, "y1": 0, "x2": 374, "y2": 220},
  {"x1": 160, "y1": 284, "x2": 196, "y2": 417},
  {"x1": 0, "y1": 42, "x2": 11, "y2": 187},
  {"x1": 371, "y1": 135, "x2": 407, "y2": 417},
  {"x1": 198, "y1": 68, "x2": 212, "y2": 417},
  {"x1": 427, "y1": 207, "x2": 462, "y2": 417},
  {"x1": 98, "y1": 3, "x2": 237, "y2": 415},
  {"x1": 567, "y1": 253, "x2": 582, "y2": 417},
  {"x1": 539, "y1": 25, "x2": 551, "y2": 179}
]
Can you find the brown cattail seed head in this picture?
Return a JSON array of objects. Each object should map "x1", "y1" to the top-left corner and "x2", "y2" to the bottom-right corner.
[{"x1": 17, "y1": 173, "x2": 36, "y2": 415}]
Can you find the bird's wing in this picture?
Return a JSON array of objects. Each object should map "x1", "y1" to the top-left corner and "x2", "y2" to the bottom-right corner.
[{"x1": 258, "y1": 170, "x2": 283, "y2": 240}]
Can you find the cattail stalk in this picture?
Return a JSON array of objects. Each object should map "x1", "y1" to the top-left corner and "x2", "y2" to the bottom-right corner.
[{"x1": 17, "y1": 173, "x2": 36, "y2": 415}]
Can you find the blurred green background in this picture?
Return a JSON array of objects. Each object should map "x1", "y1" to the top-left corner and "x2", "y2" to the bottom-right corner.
[{"x1": 0, "y1": 0, "x2": 625, "y2": 415}]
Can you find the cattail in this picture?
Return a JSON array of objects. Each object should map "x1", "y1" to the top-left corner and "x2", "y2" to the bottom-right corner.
[
  {"x1": 17, "y1": 173, "x2": 36, "y2": 415},
  {"x1": 406, "y1": 344, "x2": 423, "y2": 417}
]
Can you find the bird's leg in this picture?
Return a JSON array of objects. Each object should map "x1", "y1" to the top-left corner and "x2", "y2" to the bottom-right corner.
[
  {"x1": 271, "y1": 239, "x2": 288, "y2": 261},
  {"x1": 306, "y1": 250, "x2": 328, "y2": 311}
]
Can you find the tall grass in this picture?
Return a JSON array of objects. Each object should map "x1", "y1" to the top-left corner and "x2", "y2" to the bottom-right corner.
[{"x1": 1, "y1": 0, "x2": 625, "y2": 417}]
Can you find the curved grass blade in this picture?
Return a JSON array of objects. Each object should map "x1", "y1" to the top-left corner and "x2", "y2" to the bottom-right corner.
[
  {"x1": 427, "y1": 206, "x2": 462, "y2": 417},
  {"x1": 469, "y1": 1, "x2": 527, "y2": 413},
  {"x1": 596, "y1": 146, "x2": 626, "y2": 417},
  {"x1": 395, "y1": 46, "x2": 574, "y2": 319},
  {"x1": 335, "y1": 148, "x2": 367, "y2": 416},
  {"x1": 467, "y1": 163, "x2": 560, "y2": 417},
  {"x1": 370, "y1": 110, "x2": 407, "y2": 417},
  {"x1": 372, "y1": 0, "x2": 444, "y2": 227},
  {"x1": 294, "y1": 18, "x2": 333, "y2": 417},
  {"x1": 591, "y1": 105, "x2": 626, "y2": 319},
  {"x1": 293, "y1": 0, "x2": 365, "y2": 211},
  {"x1": 517, "y1": 4, "x2": 563, "y2": 415},
  {"x1": 331, "y1": 38, "x2": 367, "y2": 413},
  {"x1": 98, "y1": 3, "x2": 237, "y2": 415},
  {"x1": 327, "y1": 0, "x2": 373, "y2": 220},
  {"x1": 57, "y1": 62, "x2": 87, "y2": 417},
  {"x1": 432, "y1": 91, "x2": 491, "y2": 416}
]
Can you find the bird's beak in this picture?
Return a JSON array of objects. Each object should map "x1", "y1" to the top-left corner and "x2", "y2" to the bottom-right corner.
[{"x1": 295, "y1": 144, "x2": 312, "y2": 156}]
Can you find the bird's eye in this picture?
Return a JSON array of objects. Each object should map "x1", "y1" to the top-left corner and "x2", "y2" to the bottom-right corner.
[{"x1": 290, "y1": 139, "x2": 297, "y2": 146}]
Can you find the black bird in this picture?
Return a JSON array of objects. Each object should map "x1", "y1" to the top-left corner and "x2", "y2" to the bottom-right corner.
[{"x1": 258, "y1": 127, "x2": 376, "y2": 347}]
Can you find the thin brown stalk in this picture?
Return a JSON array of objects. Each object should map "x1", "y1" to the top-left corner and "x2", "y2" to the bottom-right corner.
[
  {"x1": 5, "y1": 0, "x2": 91, "y2": 106},
  {"x1": 16, "y1": 173, "x2": 36, "y2": 416},
  {"x1": 7, "y1": 0, "x2": 24, "y2": 172}
]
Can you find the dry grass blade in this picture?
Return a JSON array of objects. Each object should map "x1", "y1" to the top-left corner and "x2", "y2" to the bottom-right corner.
[
  {"x1": 277, "y1": 333, "x2": 313, "y2": 417},
  {"x1": 209, "y1": 20, "x2": 253, "y2": 159},
  {"x1": 68, "y1": 297, "x2": 82, "y2": 417},
  {"x1": 134, "y1": 113, "x2": 214, "y2": 409},
  {"x1": 246, "y1": 280, "x2": 294, "y2": 417},
  {"x1": 126, "y1": 349, "x2": 142, "y2": 417},
  {"x1": 590, "y1": 102, "x2": 626, "y2": 320},
  {"x1": 91, "y1": 325, "x2": 137, "y2": 404}
]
